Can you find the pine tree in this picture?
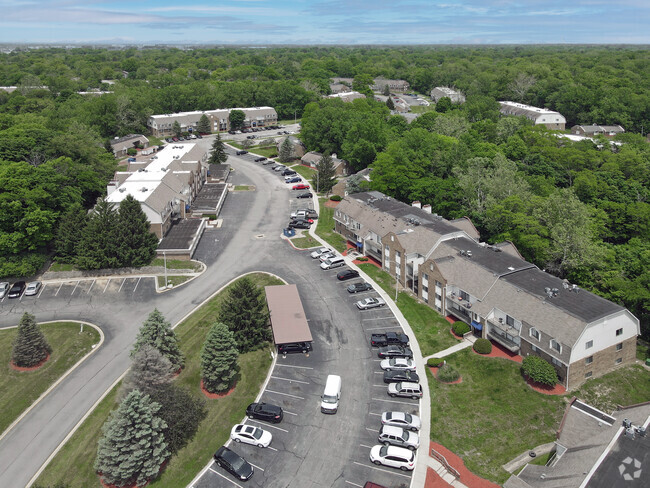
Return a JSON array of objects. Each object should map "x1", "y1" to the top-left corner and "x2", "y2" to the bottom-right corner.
[
  {"x1": 201, "y1": 322, "x2": 239, "y2": 394},
  {"x1": 121, "y1": 345, "x2": 174, "y2": 399},
  {"x1": 55, "y1": 204, "x2": 88, "y2": 263},
  {"x1": 75, "y1": 198, "x2": 121, "y2": 270},
  {"x1": 219, "y1": 277, "x2": 270, "y2": 353},
  {"x1": 116, "y1": 194, "x2": 158, "y2": 268},
  {"x1": 12, "y1": 312, "x2": 52, "y2": 367},
  {"x1": 208, "y1": 133, "x2": 228, "y2": 164},
  {"x1": 197, "y1": 114, "x2": 211, "y2": 134},
  {"x1": 172, "y1": 121, "x2": 181, "y2": 137},
  {"x1": 312, "y1": 153, "x2": 337, "y2": 195},
  {"x1": 132, "y1": 309, "x2": 185, "y2": 372},
  {"x1": 386, "y1": 96, "x2": 395, "y2": 110},
  {"x1": 278, "y1": 137, "x2": 293, "y2": 163},
  {"x1": 94, "y1": 390, "x2": 169, "y2": 487}
]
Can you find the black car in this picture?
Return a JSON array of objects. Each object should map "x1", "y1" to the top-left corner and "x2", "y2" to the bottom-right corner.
[
  {"x1": 377, "y1": 345, "x2": 414, "y2": 359},
  {"x1": 165, "y1": 137, "x2": 173, "y2": 143},
  {"x1": 7, "y1": 281, "x2": 26, "y2": 298},
  {"x1": 228, "y1": 130, "x2": 236, "y2": 134},
  {"x1": 347, "y1": 282, "x2": 372, "y2": 293},
  {"x1": 246, "y1": 402, "x2": 283, "y2": 423},
  {"x1": 196, "y1": 134, "x2": 203, "y2": 139},
  {"x1": 371, "y1": 331, "x2": 410, "y2": 347},
  {"x1": 383, "y1": 370, "x2": 420, "y2": 384},
  {"x1": 236, "y1": 150, "x2": 248, "y2": 155},
  {"x1": 278, "y1": 342, "x2": 313, "y2": 354},
  {"x1": 296, "y1": 192, "x2": 313, "y2": 199},
  {"x1": 288, "y1": 219, "x2": 311, "y2": 229},
  {"x1": 281, "y1": 169, "x2": 297, "y2": 176},
  {"x1": 254, "y1": 156, "x2": 267, "y2": 162},
  {"x1": 213, "y1": 446, "x2": 254, "y2": 481},
  {"x1": 337, "y1": 269, "x2": 360, "y2": 281}
]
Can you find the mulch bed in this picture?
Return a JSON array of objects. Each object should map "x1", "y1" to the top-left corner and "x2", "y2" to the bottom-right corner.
[
  {"x1": 429, "y1": 366, "x2": 463, "y2": 384},
  {"x1": 200, "y1": 379, "x2": 237, "y2": 399},
  {"x1": 9, "y1": 353, "x2": 50, "y2": 372},
  {"x1": 525, "y1": 377, "x2": 567, "y2": 396},
  {"x1": 445, "y1": 315, "x2": 458, "y2": 325},
  {"x1": 472, "y1": 341, "x2": 523, "y2": 363},
  {"x1": 428, "y1": 441, "x2": 501, "y2": 488},
  {"x1": 449, "y1": 328, "x2": 463, "y2": 341}
]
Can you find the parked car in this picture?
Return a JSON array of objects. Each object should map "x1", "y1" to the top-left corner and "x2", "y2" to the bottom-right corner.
[
  {"x1": 347, "y1": 282, "x2": 372, "y2": 293},
  {"x1": 292, "y1": 183, "x2": 310, "y2": 190},
  {"x1": 378, "y1": 425, "x2": 420, "y2": 450},
  {"x1": 377, "y1": 345, "x2": 413, "y2": 359},
  {"x1": 235, "y1": 150, "x2": 248, "y2": 155},
  {"x1": 356, "y1": 297, "x2": 386, "y2": 310},
  {"x1": 290, "y1": 216, "x2": 314, "y2": 223},
  {"x1": 381, "y1": 411, "x2": 421, "y2": 431},
  {"x1": 363, "y1": 483, "x2": 388, "y2": 488},
  {"x1": 292, "y1": 209, "x2": 318, "y2": 219},
  {"x1": 288, "y1": 219, "x2": 311, "y2": 229},
  {"x1": 285, "y1": 176, "x2": 301, "y2": 184},
  {"x1": 388, "y1": 382, "x2": 423, "y2": 399},
  {"x1": 228, "y1": 130, "x2": 236, "y2": 134},
  {"x1": 246, "y1": 402, "x2": 283, "y2": 423},
  {"x1": 273, "y1": 165, "x2": 286, "y2": 172},
  {"x1": 254, "y1": 156, "x2": 267, "y2": 162},
  {"x1": 230, "y1": 424, "x2": 272, "y2": 448},
  {"x1": 213, "y1": 446, "x2": 254, "y2": 481},
  {"x1": 196, "y1": 134, "x2": 203, "y2": 138},
  {"x1": 370, "y1": 332, "x2": 409, "y2": 347},
  {"x1": 24, "y1": 281, "x2": 42, "y2": 296},
  {"x1": 319, "y1": 252, "x2": 336, "y2": 262},
  {"x1": 281, "y1": 170, "x2": 297, "y2": 177},
  {"x1": 383, "y1": 370, "x2": 420, "y2": 384},
  {"x1": 369, "y1": 444, "x2": 415, "y2": 471},
  {"x1": 246, "y1": 135, "x2": 255, "y2": 139},
  {"x1": 0, "y1": 282, "x2": 10, "y2": 299},
  {"x1": 165, "y1": 137, "x2": 173, "y2": 143},
  {"x1": 7, "y1": 281, "x2": 26, "y2": 298},
  {"x1": 337, "y1": 269, "x2": 360, "y2": 281},
  {"x1": 172, "y1": 137, "x2": 179, "y2": 142},
  {"x1": 278, "y1": 342, "x2": 313, "y2": 354},
  {"x1": 310, "y1": 247, "x2": 332, "y2": 259},
  {"x1": 262, "y1": 159, "x2": 275, "y2": 165},
  {"x1": 380, "y1": 357, "x2": 416, "y2": 372},
  {"x1": 296, "y1": 192, "x2": 313, "y2": 199}
]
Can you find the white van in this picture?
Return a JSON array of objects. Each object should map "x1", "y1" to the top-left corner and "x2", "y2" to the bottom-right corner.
[
  {"x1": 320, "y1": 256, "x2": 345, "y2": 270},
  {"x1": 320, "y1": 374, "x2": 342, "y2": 414}
]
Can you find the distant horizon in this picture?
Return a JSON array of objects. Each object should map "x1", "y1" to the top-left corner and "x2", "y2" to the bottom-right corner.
[{"x1": 0, "y1": 1, "x2": 648, "y2": 45}]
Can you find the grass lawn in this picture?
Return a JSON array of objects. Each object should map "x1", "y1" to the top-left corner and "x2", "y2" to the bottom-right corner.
[
  {"x1": 315, "y1": 198, "x2": 346, "y2": 252},
  {"x1": 409, "y1": 105, "x2": 436, "y2": 114},
  {"x1": 357, "y1": 264, "x2": 458, "y2": 356},
  {"x1": 35, "y1": 273, "x2": 281, "y2": 488},
  {"x1": 149, "y1": 258, "x2": 202, "y2": 272},
  {"x1": 573, "y1": 364, "x2": 650, "y2": 413},
  {"x1": 0, "y1": 322, "x2": 101, "y2": 435},
  {"x1": 636, "y1": 340, "x2": 649, "y2": 360},
  {"x1": 156, "y1": 276, "x2": 191, "y2": 288},
  {"x1": 148, "y1": 136, "x2": 164, "y2": 146},
  {"x1": 234, "y1": 185, "x2": 254, "y2": 191},
  {"x1": 48, "y1": 261, "x2": 76, "y2": 272},
  {"x1": 290, "y1": 235, "x2": 319, "y2": 249},
  {"x1": 291, "y1": 164, "x2": 316, "y2": 181},
  {"x1": 250, "y1": 146, "x2": 278, "y2": 158}
]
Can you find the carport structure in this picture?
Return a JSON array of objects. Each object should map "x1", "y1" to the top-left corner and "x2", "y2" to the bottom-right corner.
[{"x1": 265, "y1": 284, "x2": 313, "y2": 346}]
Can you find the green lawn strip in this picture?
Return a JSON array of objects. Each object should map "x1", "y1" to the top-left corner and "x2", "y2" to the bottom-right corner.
[
  {"x1": 0, "y1": 322, "x2": 100, "y2": 435},
  {"x1": 357, "y1": 264, "x2": 458, "y2": 356},
  {"x1": 149, "y1": 258, "x2": 201, "y2": 271},
  {"x1": 530, "y1": 451, "x2": 554, "y2": 466},
  {"x1": 409, "y1": 104, "x2": 436, "y2": 114},
  {"x1": 148, "y1": 136, "x2": 164, "y2": 146},
  {"x1": 429, "y1": 348, "x2": 566, "y2": 484},
  {"x1": 233, "y1": 185, "x2": 253, "y2": 191},
  {"x1": 291, "y1": 164, "x2": 316, "y2": 181},
  {"x1": 250, "y1": 146, "x2": 278, "y2": 158},
  {"x1": 572, "y1": 364, "x2": 650, "y2": 413},
  {"x1": 35, "y1": 273, "x2": 281, "y2": 488},
  {"x1": 290, "y1": 235, "x2": 319, "y2": 249},
  {"x1": 156, "y1": 276, "x2": 191, "y2": 288},
  {"x1": 315, "y1": 198, "x2": 346, "y2": 252},
  {"x1": 48, "y1": 261, "x2": 76, "y2": 272}
]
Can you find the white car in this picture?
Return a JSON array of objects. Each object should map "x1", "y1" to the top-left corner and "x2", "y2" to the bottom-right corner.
[
  {"x1": 319, "y1": 252, "x2": 336, "y2": 263},
  {"x1": 369, "y1": 444, "x2": 415, "y2": 471},
  {"x1": 310, "y1": 247, "x2": 331, "y2": 259},
  {"x1": 24, "y1": 281, "x2": 42, "y2": 296},
  {"x1": 380, "y1": 357, "x2": 416, "y2": 372},
  {"x1": 381, "y1": 411, "x2": 421, "y2": 431},
  {"x1": 356, "y1": 297, "x2": 386, "y2": 310},
  {"x1": 378, "y1": 425, "x2": 420, "y2": 451},
  {"x1": 0, "y1": 282, "x2": 9, "y2": 299},
  {"x1": 230, "y1": 424, "x2": 272, "y2": 448}
]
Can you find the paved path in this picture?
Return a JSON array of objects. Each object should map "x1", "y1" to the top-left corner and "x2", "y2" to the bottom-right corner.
[{"x1": 423, "y1": 336, "x2": 476, "y2": 361}]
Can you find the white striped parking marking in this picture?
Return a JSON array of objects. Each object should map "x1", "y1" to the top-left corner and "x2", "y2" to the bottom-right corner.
[
  {"x1": 267, "y1": 446, "x2": 278, "y2": 451},
  {"x1": 87, "y1": 279, "x2": 96, "y2": 294},
  {"x1": 373, "y1": 384, "x2": 387, "y2": 387},
  {"x1": 208, "y1": 467, "x2": 244, "y2": 487},
  {"x1": 275, "y1": 364, "x2": 313, "y2": 370},
  {"x1": 37, "y1": 284, "x2": 46, "y2": 298},
  {"x1": 103, "y1": 278, "x2": 111, "y2": 293},
  {"x1": 265, "y1": 389, "x2": 304, "y2": 400},
  {"x1": 249, "y1": 462, "x2": 265, "y2": 472},
  {"x1": 352, "y1": 461, "x2": 412, "y2": 479},
  {"x1": 345, "y1": 482, "x2": 363, "y2": 487},
  {"x1": 283, "y1": 410, "x2": 298, "y2": 416},
  {"x1": 372, "y1": 397, "x2": 420, "y2": 406},
  {"x1": 364, "y1": 326, "x2": 402, "y2": 331},
  {"x1": 246, "y1": 419, "x2": 289, "y2": 432},
  {"x1": 369, "y1": 412, "x2": 383, "y2": 417},
  {"x1": 133, "y1": 277, "x2": 142, "y2": 292},
  {"x1": 118, "y1": 278, "x2": 126, "y2": 293},
  {"x1": 361, "y1": 316, "x2": 394, "y2": 321},
  {"x1": 270, "y1": 376, "x2": 309, "y2": 385},
  {"x1": 55, "y1": 282, "x2": 63, "y2": 296},
  {"x1": 70, "y1": 280, "x2": 80, "y2": 296},
  {"x1": 366, "y1": 427, "x2": 380, "y2": 433}
]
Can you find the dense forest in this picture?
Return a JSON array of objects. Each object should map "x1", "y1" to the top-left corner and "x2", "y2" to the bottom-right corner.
[{"x1": 0, "y1": 45, "x2": 648, "y2": 338}]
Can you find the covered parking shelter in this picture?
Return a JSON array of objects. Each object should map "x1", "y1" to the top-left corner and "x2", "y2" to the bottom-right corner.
[{"x1": 265, "y1": 284, "x2": 313, "y2": 347}]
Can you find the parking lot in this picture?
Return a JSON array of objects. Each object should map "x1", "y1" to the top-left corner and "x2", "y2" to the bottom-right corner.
[{"x1": 190, "y1": 249, "x2": 417, "y2": 488}]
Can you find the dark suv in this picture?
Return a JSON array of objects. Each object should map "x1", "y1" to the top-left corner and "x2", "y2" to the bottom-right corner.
[
  {"x1": 235, "y1": 150, "x2": 248, "y2": 155},
  {"x1": 278, "y1": 342, "x2": 313, "y2": 354},
  {"x1": 246, "y1": 402, "x2": 283, "y2": 423},
  {"x1": 288, "y1": 219, "x2": 311, "y2": 229}
]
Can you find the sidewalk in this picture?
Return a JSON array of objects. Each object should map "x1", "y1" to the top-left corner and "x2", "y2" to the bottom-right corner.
[{"x1": 423, "y1": 336, "x2": 476, "y2": 361}]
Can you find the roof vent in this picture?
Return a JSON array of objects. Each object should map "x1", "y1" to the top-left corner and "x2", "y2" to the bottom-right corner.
[
  {"x1": 508, "y1": 266, "x2": 515, "y2": 271},
  {"x1": 141, "y1": 187, "x2": 148, "y2": 192},
  {"x1": 118, "y1": 187, "x2": 126, "y2": 193},
  {"x1": 466, "y1": 251, "x2": 472, "y2": 258},
  {"x1": 572, "y1": 284, "x2": 580, "y2": 293}
]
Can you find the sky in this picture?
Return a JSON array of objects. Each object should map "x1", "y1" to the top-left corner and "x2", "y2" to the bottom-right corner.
[{"x1": 0, "y1": 0, "x2": 648, "y2": 45}]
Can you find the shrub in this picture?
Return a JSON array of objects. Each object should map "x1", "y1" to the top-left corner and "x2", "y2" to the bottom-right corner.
[
  {"x1": 330, "y1": 195, "x2": 342, "y2": 201},
  {"x1": 357, "y1": 256, "x2": 368, "y2": 261},
  {"x1": 473, "y1": 338, "x2": 492, "y2": 354},
  {"x1": 437, "y1": 363, "x2": 460, "y2": 383},
  {"x1": 452, "y1": 322, "x2": 470, "y2": 336},
  {"x1": 126, "y1": 148, "x2": 137, "y2": 156},
  {"x1": 427, "y1": 357, "x2": 443, "y2": 367},
  {"x1": 522, "y1": 356, "x2": 559, "y2": 386}
]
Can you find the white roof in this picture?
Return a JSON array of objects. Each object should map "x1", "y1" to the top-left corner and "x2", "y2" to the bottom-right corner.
[
  {"x1": 145, "y1": 144, "x2": 195, "y2": 171},
  {"x1": 107, "y1": 180, "x2": 164, "y2": 204},
  {"x1": 499, "y1": 101, "x2": 559, "y2": 116}
]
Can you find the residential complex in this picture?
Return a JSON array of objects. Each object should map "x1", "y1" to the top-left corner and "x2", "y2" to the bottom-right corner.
[
  {"x1": 147, "y1": 107, "x2": 278, "y2": 137},
  {"x1": 499, "y1": 101, "x2": 566, "y2": 130},
  {"x1": 334, "y1": 192, "x2": 639, "y2": 390},
  {"x1": 571, "y1": 124, "x2": 625, "y2": 137},
  {"x1": 430, "y1": 87, "x2": 466, "y2": 104},
  {"x1": 110, "y1": 134, "x2": 149, "y2": 158}
]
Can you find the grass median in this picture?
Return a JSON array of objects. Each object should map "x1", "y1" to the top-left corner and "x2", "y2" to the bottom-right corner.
[
  {"x1": 0, "y1": 322, "x2": 101, "y2": 435},
  {"x1": 35, "y1": 273, "x2": 281, "y2": 488},
  {"x1": 316, "y1": 198, "x2": 346, "y2": 252}
]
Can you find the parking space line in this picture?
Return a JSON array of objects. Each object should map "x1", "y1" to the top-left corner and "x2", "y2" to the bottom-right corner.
[
  {"x1": 70, "y1": 280, "x2": 80, "y2": 296},
  {"x1": 371, "y1": 397, "x2": 419, "y2": 406},
  {"x1": 283, "y1": 410, "x2": 298, "y2": 416},
  {"x1": 345, "y1": 482, "x2": 363, "y2": 487},
  {"x1": 267, "y1": 446, "x2": 278, "y2": 451},
  {"x1": 37, "y1": 284, "x2": 46, "y2": 298},
  {"x1": 118, "y1": 278, "x2": 126, "y2": 293},
  {"x1": 103, "y1": 278, "x2": 111, "y2": 293},
  {"x1": 249, "y1": 462, "x2": 265, "y2": 472},
  {"x1": 246, "y1": 420, "x2": 289, "y2": 432},
  {"x1": 364, "y1": 326, "x2": 402, "y2": 331},
  {"x1": 265, "y1": 389, "x2": 304, "y2": 400},
  {"x1": 369, "y1": 412, "x2": 383, "y2": 417},
  {"x1": 55, "y1": 282, "x2": 63, "y2": 296},
  {"x1": 275, "y1": 364, "x2": 313, "y2": 370},
  {"x1": 362, "y1": 316, "x2": 394, "y2": 321},
  {"x1": 373, "y1": 384, "x2": 387, "y2": 387},
  {"x1": 133, "y1": 276, "x2": 142, "y2": 292},
  {"x1": 352, "y1": 461, "x2": 412, "y2": 479},
  {"x1": 366, "y1": 427, "x2": 380, "y2": 433},
  {"x1": 87, "y1": 279, "x2": 96, "y2": 294},
  {"x1": 208, "y1": 467, "x2": 244, "y2": 487},
  {"x1": 374, "y1": 371, "x2": 383, "y2": 375},
  {"x1": 270, "y1": 376, "x2": 309, "y2": 385},
  {"x1": 359, "y1": 444, "x2": 373, "y2": 449}
]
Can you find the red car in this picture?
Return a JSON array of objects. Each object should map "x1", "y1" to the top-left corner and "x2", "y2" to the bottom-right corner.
[{"x1": 292, "y1": 183, "x2": 310, "y2": 190}]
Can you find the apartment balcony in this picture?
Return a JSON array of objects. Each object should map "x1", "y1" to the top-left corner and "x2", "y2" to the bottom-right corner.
[
  {"x1": 445, "y1": 301, "x2": 471, "y2": 323},
  {"x1": 486, "y1": 322, "x2": 521, "y2": 353},
  {"x1": 447, "y1": 292, "x2": 474, "y2": 311}
]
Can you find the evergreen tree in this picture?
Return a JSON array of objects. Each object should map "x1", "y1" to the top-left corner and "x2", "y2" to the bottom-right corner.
[
  {"x1": 116, "y1": 194, "x2": 158, "y2": 268},
  {"x1": 12, "y1": 312, "x2": 52, "y2": 367},
  {"x1": 94, "y1": 390, "x2": 169, "y2": 487},
  {"x1": 132, "y1": 309, "x2": 185, "y2": 372},
  {"x1": 229, "y1": 110, "x2": 245, "y2": 130},
  {"x1": 208, "y1": 133, "x2": 228, "y2": 164},
  {"x1": 386, "y1": 96, "x2": 395, "y2": 110},
  {"x1": 75, "y1": 198, "x2": 121, "y2": 270},
  {"x1": 278, "y1": 137, "x2": 293, "y2": 163},
  {"x1": 197, "y1": 114, "x2": 211, "y2": 134},
  {"x1": 104, "y1": 139, "x2": 115, "y2": 155},
  {"x1": 54, "y1": 204, "x2": 88, "y2": 263},
  {"x1": 382, "y1": 83, "x2": 391, "y2": 96},
  {"x1": 172, "y1": 121, "x2": 181, "y2": 137},
  {"x1": 121, "y1": 345, "x2": 174, "y2": 399},
  {"x1": 219, "y1": 277, "x2": 270, "y2": 353},
  {"x1": 201, "y1": 322, "x2": 239, "y2": 393},
  {"x1": 312, "y1": 153, "x2": 337, "y2": 195}
]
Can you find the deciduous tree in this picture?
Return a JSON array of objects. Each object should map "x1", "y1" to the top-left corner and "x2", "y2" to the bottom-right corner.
[{"x1": 229, "y1": 109, "x2": 245, "y2": 130}]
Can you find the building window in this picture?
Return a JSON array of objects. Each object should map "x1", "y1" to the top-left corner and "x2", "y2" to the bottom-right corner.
[
  {"x1": 615, "y1": 358, "x2": 622, "y2": 364},
  {"x1": 585, "y1": 356, "x2": 593, "y2": 365},
  {"x1": 616, "y1": 328, "x2": 623, "y2": 336},
  {"x1": 585, "y1": 371, "x2": 592, "y2": 378},
  {"x1": 435, "y1": 280, "x2": 441, "y2": 288},
  {"x1": 530, "y1": 328, "x2": 540, "y2": 340},
  {"x1": 551, "y1": 357, "x2": 562, "y2": 367},
  {"x1": 585, "y1": 340, "x2": 593, "y2": 349},
  {"x1": 531, "y1": 345, "x2": 539, "y2": 353},
  {"x1": 616, "y1": 343, "x2": 623, "y2": 351},
  {"x1": 550, "y1": 339, "x2": 562, "y2": 354},
  {"x1": 435, "y1": 293, "x2": 442, "y2": 301}
]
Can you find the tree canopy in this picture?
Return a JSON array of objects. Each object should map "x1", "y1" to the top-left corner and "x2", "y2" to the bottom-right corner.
[{"x1": 219, "y1": 277, "x2": 270, "y2": 352}]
